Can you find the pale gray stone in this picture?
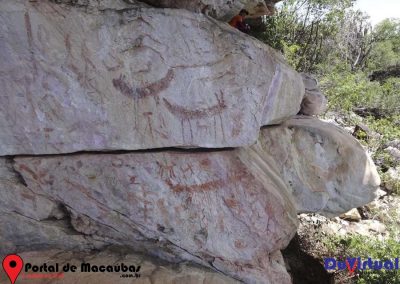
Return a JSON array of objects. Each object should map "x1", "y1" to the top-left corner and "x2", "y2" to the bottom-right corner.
[
  {"x1": 0, "y1": 0, "x2": 303, "y2": 155},
  {"x1": 136, "y1": 0, "x2": 281, "y2": 20},
  {"x1": 299, "y1": 73, "x2": 327, "y2": 116},
  {"x1": 2, "y1": 152, "x2": 298, "y2": 283},
  {"x1": 256, "y1": 116, "x2": 381, "y2": 216},
  {"x1": 339, "y1": 208, "x2": 361, "y2": 222}
]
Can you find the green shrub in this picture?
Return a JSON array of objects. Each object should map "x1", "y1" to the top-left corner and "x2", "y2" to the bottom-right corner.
[
  {"x1": 323, "y1": 234, "x2": 400, "y2": 283},
  {"x1": 319, "y1": 68, "x2": 383, "y2": 112},
  {"x1": 366, "y1": 115, "x2": 400, "y2": 144}
]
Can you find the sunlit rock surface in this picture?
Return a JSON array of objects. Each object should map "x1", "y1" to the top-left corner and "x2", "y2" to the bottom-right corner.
[
  {"x1": 1, "y1": 152, "x2": 297, "y2": 283},
  {"x1": 257, "y1": 116, "x2": 380, "y2": 216},
  {"x1": 0, "y1": 1, "x2": 382, "y2": 283},
  {"x1": 0, "y1": 0, "x2": 303, "y2": 155},
  {"x1": 299, "y1": 73, "x2": 327, "y2": 116},
  {"x1": 135, "y1": 0, "x2": 282, "y2": 20}
]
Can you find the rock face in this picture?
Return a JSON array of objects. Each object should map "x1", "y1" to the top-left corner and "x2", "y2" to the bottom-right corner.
[
  {"x1": 1, "y1": 150, "x2": 297, "y2": 283},
  {"x1": 136, "y1": 0, "x2": 281, "y2": 20},
  {"x1": 299, "y1": 73, "x2": 327, "y2": 116},
  {"x1": 0, "y1": 0, "x2": 303, "y2": 155},
  {"x1": 384, "y1": 146, "x2": 400, "y2": 163},
  {"x1": 0, "y1": 116, "x2": 380, "y2": 282},
  {"x1": 0, "y1": 0, "x2": 382, "y2": 283},
  {"x1": 256, "y1": 116, "x2": 380, "y2": 216},
  {"x1": 0, "y1": 248, "x2": 239, "y2": 284}
]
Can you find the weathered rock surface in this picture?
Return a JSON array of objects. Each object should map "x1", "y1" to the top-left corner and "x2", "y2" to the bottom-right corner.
[
  {"x1": 0, "y1": 248, "x2": 238, "y2": 284},
  {"x1": 339, "y1": 208, "x2": 361, "y2": 222},
  {"x1": 0, "y1": 1, "x2": 383, "y2": 283},
  {"x1": 1, "y1": 150, "x2": 298, "y2": 283},
  {"x1": 0, "y1": 0, "x2": 303, "y2": 155},
  {"x1": 0, "y1": 116, "x2": 382, "y2": 281},
  {"x1": 385, "y1": 139, "x2": 400, "y2": 150},
  {"x1": 299, "y1": 213, "x2": 389, "y2": 241},
  {"x1": 299, "y1": 73, "x2": 327, "y2": 116},
  {"x1": 32, "y1": 0, "x2": 149, "y2": 11},
  {"x1": 136, "y1": 0, "x2": 281, "y2": 20},
  {"x1": 384, "y1": 146, "x2": 400, "y2": 163},
  {"x1": 256, "y1": 116, "x2": 380, "y2": 216},
  {"x1": 0, "y1": 117, "x2": 383, "y2": 283},
  {"x1": 385, "y1": 166, "x2": 400, "y2": 192}
]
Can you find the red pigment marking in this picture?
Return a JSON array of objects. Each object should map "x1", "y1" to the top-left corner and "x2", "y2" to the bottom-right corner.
[
  {"x1": 166, "y1": 179, "x2": 226, "y2": 193},
  {"x1": 18, "y1": 164, "x2": 38, "y2": 180},
  {"x1": 163, "y1": 91, "x2": 226, "y2": 120},
  {"x1": 129, "y1": 175, "x2": 140, "y2": 185},
  {"x1": 112, "y1": 75, "x2": 134, "y2": 97},
  {"x1": 65, "y1": 34, "x2": 72, "y2": 56},
  {"x1": 102, "y1": 53, "x2": 124, "y2": 72},
  {"x1": 157, "y1": 162, "x2": 176, "y2": 179},
  {"x1": 24, "y1": 12, "x2": 38, "y2": 76},
  {"x1": 199, "y1": 158, "x2": 211, "y2": 168},
  {"x1": 224, "y1": 198, "x2": 239, "y2": 208},
  {"x1": 24, "y1": 12, "x2": 33, "y2": 48},
  {"x1": 21, "y1": 192, "x2": 35, "y2": 201},
  {"x1": 112, "y1": 70, "x2": 174, "y2": 99},
  {"x1": 166, "y1": 170, "x2": 249, "y2": 194},
  {"x1": 137, "y1": 69, "x2": 174, "y2": 97},
  {"x1": 234, "y1": 240, "x2": 246, "y2": 249},
  {"x1": 181, "y1": 164, "x2": 194, "y2": 175}
]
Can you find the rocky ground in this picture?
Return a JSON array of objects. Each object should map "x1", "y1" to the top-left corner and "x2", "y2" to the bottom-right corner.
[
  {"x1": 285, "y1": 194, "x2": 400, "y2": 284},
  {"x1": 283, "y1": 112, "x2": 400, "y2": 284}
]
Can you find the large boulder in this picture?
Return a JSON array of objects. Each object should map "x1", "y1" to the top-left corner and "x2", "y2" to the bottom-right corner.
[
  {"x1": 135, "y1": 0, "x2": 282, "y2": 20},
  {"x1": 37, "y1": 0, "x2": 148, "y2": 10},
  {"x1": 0, "y1": 115, "x2": 382, "y2": 281},
  {"x1": 1, "y1": 150, "x2": 298, "y2": 283},
  {"x1": 255, "y1": 116, "x2": 380, "y2": 216},
  {"x1": 0, "y1": 0, "x2": 303, "y2": 156},
  {"x1": 0, "y1": 1, "x2": 383, "y2": 284},
  {"x1": 299, "y1": 73, "x2": 327, "y2": 116}
]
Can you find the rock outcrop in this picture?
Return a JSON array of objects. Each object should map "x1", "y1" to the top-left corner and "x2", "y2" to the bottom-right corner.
[
  {"x1": 256, "y1": 116, "x2": 380, "y2": 216},
  {"x1": 0, "y1": 117, "x2": 380, "y2": 282},
  {"x1": 0, "y1": 0, "x2": 303, "y2": 155},
  {"x1": 0, "y1": 0, "x2": 381, "y2": 283},
  {"x1": 1, "y1": 150, "x2": 297, "y2": 283},
  {"x1": 299, "y1": 73, "x2": 327, "y2": 116},
  {"x1": 136, "y1": 0, "x2": 281, "y2": 20}
]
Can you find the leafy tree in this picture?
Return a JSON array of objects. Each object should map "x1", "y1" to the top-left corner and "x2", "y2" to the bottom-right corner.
[
  {"x1": 251, "y1": 0, "x2": 357, "y2": 72},
  {"x1": 367, "y1": 19, "x2": 400, "y2": 71}
]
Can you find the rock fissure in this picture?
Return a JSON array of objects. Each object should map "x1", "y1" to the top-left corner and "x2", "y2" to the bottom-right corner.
[{"x1": 0, "y1": 0, "x2": 381, "y2": 283}]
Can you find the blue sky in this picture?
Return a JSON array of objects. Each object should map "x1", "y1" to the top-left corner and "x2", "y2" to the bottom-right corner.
[{"x1": 354, "y1": 0, "x2": 400, "y2": 26}]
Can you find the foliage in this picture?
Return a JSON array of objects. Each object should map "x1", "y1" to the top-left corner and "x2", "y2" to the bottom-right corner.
[
  {"x1": 380, "y1": 171, "x2": 400, "y2": 195},
  {"x1": 252, "y1": 2, "x2": 400, "y2": 283},
  {"x1": 319, "y1": 69, "x2": 400, "y2": 116},
  {"x1": 252, "y1": 1, "x2": 400, "y2": 74},
  {"x1": 366, "y1": 115, "x2": 400, "y2": 143},
  {"x1": 367, "y1": 19, "x2": 400, "y2": 71},
  {"x1": 324, "y1": 234, "x2": 400, "y2": 284},
  {"x1": 318, "y1": 67, "x2": 382, "y2": 112}
]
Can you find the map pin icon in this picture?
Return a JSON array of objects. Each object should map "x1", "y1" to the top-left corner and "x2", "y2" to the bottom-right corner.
[{"x1": 2, "y1": 254, "x2": 23, "y2": 284}]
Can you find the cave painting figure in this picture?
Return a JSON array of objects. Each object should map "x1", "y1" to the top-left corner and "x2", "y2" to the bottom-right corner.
[{"x1": 228, "y1": 9, "x2": 250, "y2": 33}]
